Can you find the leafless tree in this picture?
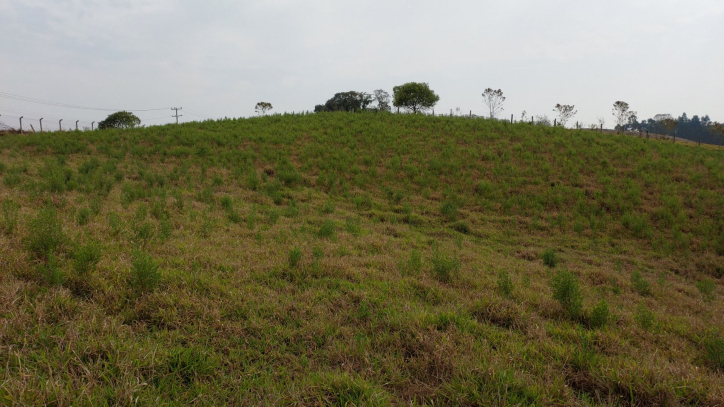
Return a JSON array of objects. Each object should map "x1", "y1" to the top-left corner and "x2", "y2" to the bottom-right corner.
[
  {"x1": 373, "y1": 90, "x2": 391, "y2": 112},
  {"x1": 612, "y1": 101, "x2": 636, "y2": 134},
  {"x1": 553, "y1": 104, "x2": 577, "y2": 127},
  {"x1": 482, "y1": 88, "x2": 505, "y2": 119},
  {"x1": 597, "y1": 117, "x2": 605, "y2": 128}
]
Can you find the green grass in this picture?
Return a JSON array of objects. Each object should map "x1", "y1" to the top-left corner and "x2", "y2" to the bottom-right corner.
[{"x1": 1, "y1": 112, "x2": 723, "y2": 404}]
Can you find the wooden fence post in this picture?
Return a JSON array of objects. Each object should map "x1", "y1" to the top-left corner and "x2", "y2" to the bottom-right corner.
[{"x1": 511, "y1": 114, "x2": 513, "y2": 124}]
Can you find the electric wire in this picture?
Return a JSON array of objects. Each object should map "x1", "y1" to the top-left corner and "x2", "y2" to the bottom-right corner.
[{"x1": 0, "y1": 91, "x2": 173, "y2": 112}]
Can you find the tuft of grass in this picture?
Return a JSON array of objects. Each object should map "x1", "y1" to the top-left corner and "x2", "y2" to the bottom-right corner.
[
  {"x1": 220, "y1": 195, "x2": 233, "y2": 211},
  {"x1": 542, "y1": 249, "x2": 558, "y2": 268},
  {"x1": 440, "y1": 200, "x2": 459, "y2": 221},
  {"x1": 37, "y1": 254, "x2": 66, "y2": 286},
  {"x1": 318, "y1": 219, "x2": 336, "y2": 239},
  {"x1": 72, "y1": 240, "x2": 102, "y2": 276},
  {"x1": 696, "y1": 279, "x2": 717, "y2": 303},
  {"x1": 704, "y1": 334, "x2": 724, "y2": 372},
  {"x1": 130, "y1": 250, "x2": 161, "y2": 292},
  {"x1": 289, "y1": 247, "x2": 302, "y2": 268},
  {"x1": 550, "y1": 269, "x2": 583, "y2": 319},
  {"x1": 430, "y1": 248, "x2": 461, "y2": 283},
  {"x1": 496, "y1": 270, "x2": 514, "y2": 298},
  {"x1": 24, "y1": 207, "x2": 66, "y2": 260},
  {"x1": 399, "y1": 249, "x2": 423, "y2": 276},
  {"x1": 635, "y1": 303, "x2": 655, "y2": 331},
  {"x1": 1, "y1": 198, "x2": 20, "y2": 235},
  {"x1": 344, "y1": 217, "x2": 362, "y2": 236},
  {"x1": 588, "y1": 299, "x2": 610, "y2": 329},
  {"x1": 631, "y1": 270, "x2": 651, "y2": 296},
  {"x1": 76, "y1": 207, "x2": 91, "y2": 226}
]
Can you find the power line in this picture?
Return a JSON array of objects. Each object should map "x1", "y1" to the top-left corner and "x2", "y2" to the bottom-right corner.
[
  {"x1": 185, "y1": 108, "x2": 213, "y2": 119},
  {"x1": 0, "y1": 91, "x2": 173, "y2": 112}
]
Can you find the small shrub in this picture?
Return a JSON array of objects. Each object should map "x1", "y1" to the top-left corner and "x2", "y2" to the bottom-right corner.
[
  {"x1": 318, "y1": 219, "x2": 336, "y2": 239},
  {"x1": 76, "y1": 207, "x2": 91, "y2": 226},
  {"x1": 696, "y1": 279, "x2": 717, "y2": 303},
  {"x1": 107, "y1": 212, "x2": 123, "y2": 236},
  {"x1": 89, "y1": 198, "x2": 102, "y2": 216},
  {"x1": 220, "y1": 196, "x2": 233, "y2": 211},
  {"x1": 1, "y1": 199, "x2": 20, "y2": 235},
  {"x1": 151, "y1": 200, "x2": 169, "y2": 220},
  {"x1": 496, "y1": 270, "x2": 514, "y2": 297},
  {"x1": 588, "y1": 300, "x2": 610, "y2": 329},
  {"x1": 550, "y1": 269, "x2": 583, "y2": 319},
  {"x1": 289, "y1": 247, "x2": 302, "y2": 268},
  {"x1": 704, "y1": 334, "x2": 724, "y2": 372},
  {"x1": 25, "y1": 207, "x2": 66, "y2": 260},
  {"x1": 440, "y1": 200, "x2": 459, "y2": 221},
  {"x1": 635, "y1": 303, "x2": 655, "y2": 331},
  {"x1": 621, "y1": 212, "x2": 652, "y2": 239},
  {"x1": 542, "y1": 249, "x2": 558, "y2": 268},
  {"x1": 430, "y1": 249, "x2": 461, "y2": 283},
  {"x1": 133, "y1": 221, "x2": 155, "y2": 244},
  {"x1": 631, "y1": 270, "x2": 651, "y2": 296},
  {"x1": 130, "y1": 250, "x2": 160, "y2": 292},
  {"x1": 158, "y1": 218, "x2": 173, "y2": 241},
  {"x1": 246, "y1": 170, "x2": 260, "y2": 191},
  {"x1": 72, "y1": 240, "x2": 102, "y2": 275}
]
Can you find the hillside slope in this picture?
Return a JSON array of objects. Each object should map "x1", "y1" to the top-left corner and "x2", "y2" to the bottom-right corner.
[{"x1": 1, "y1": 113, "x2": 723, "y2": 405}]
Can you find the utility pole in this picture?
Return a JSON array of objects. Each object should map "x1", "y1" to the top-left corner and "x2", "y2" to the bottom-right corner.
[
  {"x1": 19, "y1": 116, "x2": 23, "y2": 133},
  {"x1": 40, "y1": 118, "x2": 43, "y2": 132},
  {"x1": 59, "y1": 119, "x2": 63, "y2": 131},
  {"x1": 172, "y1": 107, "x2": 183, "y2": 124}
]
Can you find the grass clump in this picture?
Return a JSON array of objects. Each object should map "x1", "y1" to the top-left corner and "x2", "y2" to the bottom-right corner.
[
  {"x1": 631, "y1": 270, "x2": 651, "y2": 296},
  {"x1": 1, "y1": 198, "x2": 20, "y2": 235},
  {"x1": 318, "y1": 219, "x2": 336, "y2": 239},
  {"x1": 24, "y1": 207, "x2": 66, "y2": 260},
  {"x1": 542, "y1": 249, "x2": 558, "y2": 268},
  {"x1": 496, "y1": 270, "x2": 514, "y2": 298},
  {"x1": 440, "y1": 200, "x2": 459, "y2": 221},
  {"x1": 37, "y1": 254, "x2": 66, "y2": 286},
  {"x1": 588, "y1": 299, "x2": 610, "y2": 329},
  {"x1": 130, "y1": 250, "x2": 161, "y2": 292},
  {"x1": 72, "y1": 240, "x2": 102, "y2": 275},
  {"x1": 696, "y1": 279, "x2": 717, "y2": 303},
  {"x1": 550, "y1": 269, "x2": 583, "y2": 319},
  {"x1": 344, "y1": 217, "x2": 362, "y2": 236},
  {"x1": 430, "y1": 248, "x2": 461, "y2": 283},
  {"x1": 704, "y1": 334, "x2": 724, "y2": 372},
  {"x1": 289, "y1": 247, "x2": 302, "y2": 268},
  {"x1": 635, "y1": 303, "x2": 655, "y2": 331},
  {"x1": 76, "y1": 207, "x2": 92, "y2": 226},
  {"x1": 399, "y1": 249, "x2": 423, "y2": 276}
]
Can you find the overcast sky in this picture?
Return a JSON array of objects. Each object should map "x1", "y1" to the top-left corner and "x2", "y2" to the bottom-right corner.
[{"x1": 1, "y1": 0, "x2": 723, "y2": 129}]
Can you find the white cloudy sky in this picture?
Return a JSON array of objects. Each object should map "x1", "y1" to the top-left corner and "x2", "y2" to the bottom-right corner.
[{"x1": 1, "y1": 0, "x2": 722, "y2": 128}]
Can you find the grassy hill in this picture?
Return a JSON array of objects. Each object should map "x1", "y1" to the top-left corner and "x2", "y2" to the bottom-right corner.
[{"x1": 1, "y1": 112, "x2": 723, "y2": 405}]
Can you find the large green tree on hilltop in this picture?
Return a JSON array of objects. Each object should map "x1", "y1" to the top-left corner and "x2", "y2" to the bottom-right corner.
[
  {"x1": 97, "y1": 111, "x2": 141, "y2": 130},
  {"x1": 393, "y1": 82, "x2": 439, "y2": 113}
]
